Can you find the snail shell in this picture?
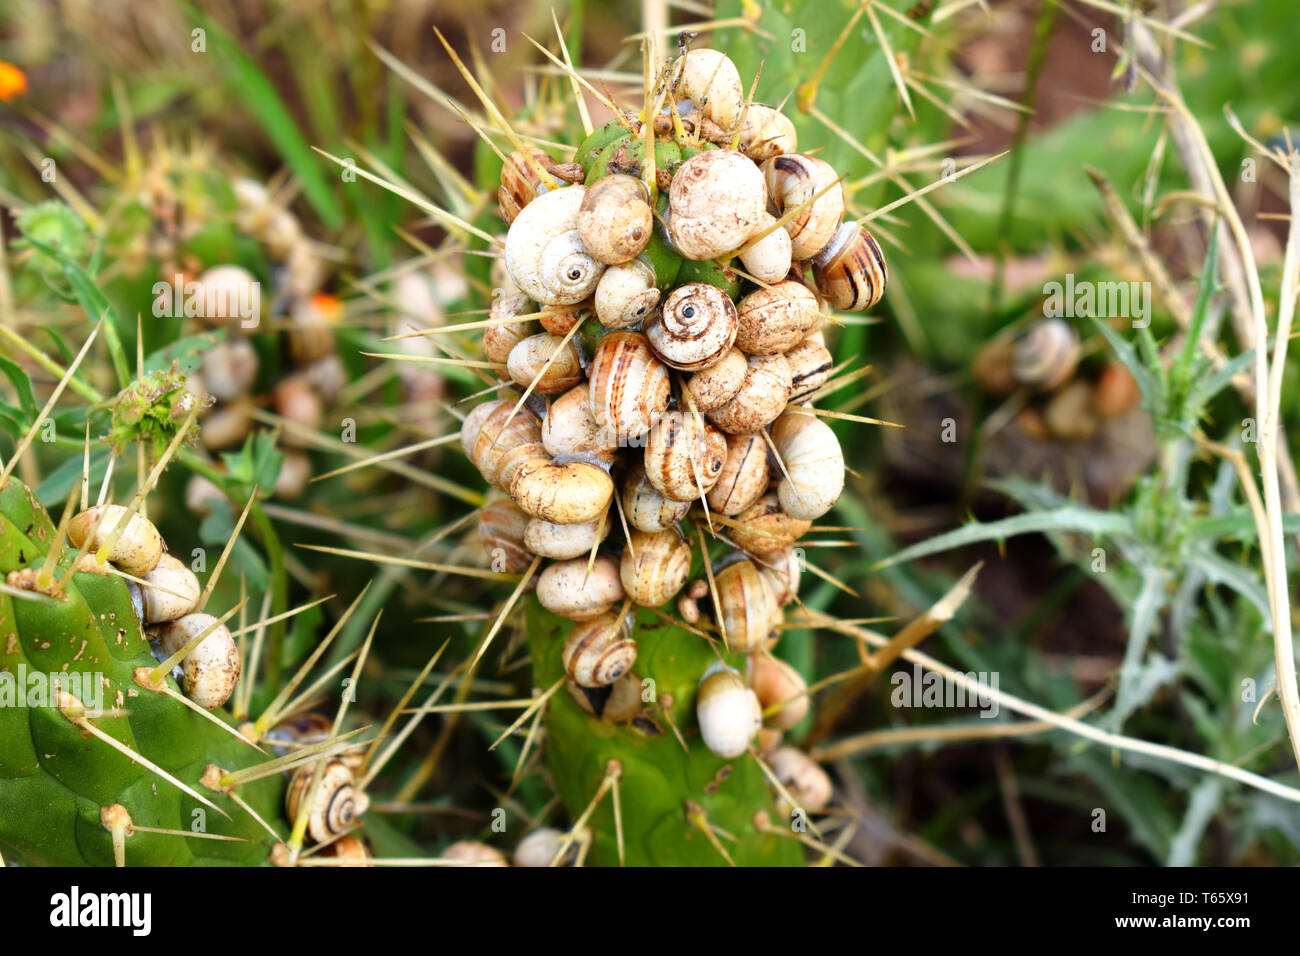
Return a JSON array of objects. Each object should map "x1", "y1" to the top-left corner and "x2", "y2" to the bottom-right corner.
[
  {"x1": 200, "y1": 397, "x2": 254, "y2": 450},
  {"x1": 153, "y1": 612, "x2": 240, "y2": 709},
  {"x1": 286, "y1": 759, "x2": 370, "y2": 844},
  {"x1": 499, "y1": 147, "x2": 557, "y2": 225},
  {"x1": 622, "y1": 462, "x2": 692, "y2": 533},
  {"x1": 539, "y1": 305, "x2": 583, "y2": 336},
  {"x1": 193, "y1": 265, "x2": 258, "y2": 333},
  {"x1": 734, "y1": 280, "x2": 821, "y2": 355},
  {"x1": 461, "y1": 399, "x2": 502, "y2": 458},
  {"x1": 730, "y1": 491, "x2": 812, "y2": 555},
  {"x1": 542, "y1": 383, "x2": 618, "y2": 463},
  {"x1": 1012, "y1": 318, "x2": 1079, "y2": 392},
  {"x1": 485, "y1": 292, "x2": 537, "y2": 366},
  {"x1": 748, "y1": 655, "x2": 808, "y2": 730},
  {"x1": 644, "y1": 410, "x2": 728, "y2": 502},
  {"x1": 811, "y1": 221, "x2": 887, "y2": 312},
  {"x1": 706, "y1": 432, "x2": 769, "y2": 516},
  {"x1": 762, "y1": 154, "x2": 843, "y2": 260},
  {"x1": 441, "y1": 841, "x2": 509, "y2": 866},
  {"x1": 524, "y1": 515, "x2": 609, "y2": 560},
  {"x1": 620, "y1": 528, "x2": 692, "y2": 607},
  {"x1": 286, "y1": 294, "x2": 338, "y2": 364},
  {"x1": 757, "y1": 547, "x2": 802, "y2": 607},
  {"x1": 1093, "y1": 361, "x2": 1141, "y2": 418},
  {"x1": 588, "y1": 331, "x2": 671, "y2": 443},
  {"x1": 594, "y1": 258, "x2": 660, "y2": 328},
  {"x1": 200, "y1": 339, "x2": 258, "y2": 402},
  {"x1": 562, "y1": 611, "x2": 637, "y2": 687},
  {"x1": 786, "y1": 336, "x2": 834, "y2": 401},
  {"x1": 768, "y1": 746, "x2": 832, "y2": 812},
  {"x1": 272, "y1": 375, "x2": 323, "y2": 447},
  {"x1": 646, "y1": 282, "x2": 738, "y2": 371},
  {"x1": 669, "y1": 48, "x2": 744, "y2": 129},
  {"x1": 68, "y1": 505, "x2": 164, "y2": 576},
  {"x1": 738, "y1": 211, "x2": 794, "y2": 284},
  {"x1": 471, "y1": 401, "x2": 546, "y2": 491},
  {"x1": 514, "y1": 827, "x2": 575, "y2": 867},
  {"x1": 504, "y1": 185, "x2": 606, "y2": 305},
  {"x1": 479, "y1": 499, "x2": 533, "y2": 574},
  {"x1": 1043, "y1": 380, "x2": 1100, "y2": 441},
  {"x1": 577, "y1": 174, "x2": 653, "y2": 265},
  {"x1": 707, "y1": 352, "x2": 792, "y2": 434},
  {"x1": 696, "y1": 663, "x2": 762, "y2": 759},
  {"x1": 684, "y1": 347, "x2": 746, "y2": 413},
  {"x1": 715, "y1": 559, "x2": 778, "y2": 652},
  {"x1": 536, "y1": 554, "x2": 624, "y2": 620},
  {"x1": 510, "y1": 456, "x2": 615, "y2": 525},
  {"x1": 770, "y1": 411, "x2": 845, "y2": 521},
  {"x1": 138, "y1": 553, "x2": 201, "y2": 624},
  {"x1": 567, "y1": 670, "x2": 643, "y2": 725},
  {"x1": 507, "y1": 332, "x2": 583, "y2": 395},
  {"x1": 667, "y1": 150, "x2": 767, "y2": 261},
  {"x1": 325, "y1": 834, "x2": 372, "y2": 867},
  {"x1": 737, "y1": 104, "x2": 798, "y2": 161}
]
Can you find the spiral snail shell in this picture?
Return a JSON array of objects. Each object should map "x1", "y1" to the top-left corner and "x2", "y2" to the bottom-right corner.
[
  {"x1": 620, "y1": 528, "x2": 692, "y2": 607},
  {"x1": 479, "y1": 499, "x2": 533, "y2": 574},
  {"x1": 811, "y1": 221, "x2": 888, "y2": 312},
  {"x1": 622, "y1": 462, "x2": 693, "y2": 533},
  {"x1": 153, "y1": 612, "x2": 241, "y2": 709},
  {"x1": 1012, "y1": 318, "x2": 1079, "y2": 392},
  {"x1": 669, "y1": 48, "x2": 745, "y2": 129},
  {"x1": 734, "y1": 280, "x2": 821, "y2": 355},
  {"x1": 594, "y1": 258, "x2": 660, "y2": 329},
  {"x1": 748, "y1": 654, "x2": 809, "y2": 731},
  {"x1": 738, "y1": 212, "x2": 794, "y2": 284},
  {"x1": 667, "y1": 150, "x2": 768, "y2": 261},
  {"x1": 285, "y1": 759, "x2": 370, "y2": 844},
  {"x1": 524, "y1": 515, "x2": 609, "y2": 560},
  {"x1": 562, "y1": 611, "x2": 638, "y2": 687},
  {"x1": 643, "y1": 410, "x2": 728, "y2": 502},
  {"x1": 683, "y1": 347, "x2": 746, "y2": 413},
  {"x1": 587, "y1": 331, "x2": 671, "y2": 443},
  {"x1": 470, "y1": 400, "x2": 546, "y2": 491},
  {"x1": 737, "y1": 104, "x2": 798, "y2": 161},
  {"x1": 542, "y1": 383, "x2": 618, "y2": 464},
  {"x1": 536, "y1": 555, "x2": 625, "y2": 620},
  {"x1": 714, "y1": 559, "x2": 778, "y2": 652},
  {"x1": 138, "y1": 553, "x2": 201, "y2": 624},
  {"x1": 510, "y1": 456, "x2": 615, "y2": 525},
  {"x1": 646, "y1": 282, "x2": 739, "y2": 371},
  {"x1": 696, "y1": 662, "x2": 763, "y2": 759},
  {"x1": 707, "y1": 352, "x2": 792, "y2": 434},
  {"x1": 762, "y1": 154, "x2": 844, "y2": 260},
  {"x1": 729, "y1": 491, "x2": 812, "y2": 555},
  {"x1": 706, "y1": 432, "x2": 770, "y2": 516},
  {"x1": 499, "y1": 147, "x2": 558, "y2": 225},
  {"x1": 770, "y1": 411, "x2": 845, "y2": 521},
  {"x1": 507, "y1": 332, "x2": 584, "y2": 395},
  {"x1": 504, "y1": 185, "x2": 606, "y2": 305},
  {"x1": 68, "y1": 505, "x2": 164, "y2": 576},
  {"x1": 577, "y1": 174, "x2": 653, "y2": 265}
]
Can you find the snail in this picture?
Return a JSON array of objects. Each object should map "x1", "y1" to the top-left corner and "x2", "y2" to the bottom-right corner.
[
  {"x1": 324, "y1": 834, "x2": 372, "y2": 866},
  {"x1": 643, "y1": 409, "x2": 728, "y2": 502},
  {"x1": 738, "y1": 212, "x2": 794, "y2": 284},
  {"x1": 441, "y1": 841, "x2": 509, "y2": 866},
  {"x1": 734, "y1": 280, "x2": 821, "y2": 355},
  {"x1": 707, "y1": 352, "x2": 792, "y2": 434},
  {"x1": 562, "y1": 611, "x2": 637, "y2": 687},
  {"x1": 768, "y1": 747, "x2": 832, "y2": 813},
  {"x1": 577, "y1": 174, "x2": 653, "y2": 265},
  {"x1": 620, "y1": 528, "x2": 692, "y2": 607},
  {"x1": 668, "y1": 48, "x2": 745, "y2": 129},
  {"x1": 786, "y1": 335, "x2": 834, "y2": 401},
  {"x1": 567, "y1": 670, "x2": 644, "y2": 724},
  {"x1": 769, "y1": 411, "x2": 845, "y2": 521},
  {"x1": 622, "y1": 462, "x2": 693, "y2": 533},
  {"x1": 1093, "y1": 360, "x2": 1141, "y2": 418},
  {"x1": 507, "y1": 332, "x2": 584, "y2": 395},
  {"x1": 152, "y1": 612, "x2": 241, "y2": 709},
  {"x1": 737, "y1": 104, "x2": 798, "y2": 161},
  {"x1": 504, "y1": 185, "x2": 606, "y2": 305},
  {"x1": 138, "y1": 553, "x2": 201, "y2": 624},
  {"x1": 514, "y1": 827, "x2": 575, "y2": 867},
  {"x1": 1042, "y1": 380, "x2": 1100, "y2": 441},
  {"x1": 68, "y1": 505, "x2": 164, "y2": 575},
  {"x1": 696, "y1": 662, "x2": 763, "y2": 759},
  {"x1": 524, "y1": 514, "x2": 609, "y2": 560},
  {"x1": 484, "y1": 292, "x2": 537, "y2": 366},
  {"x1": 587, "y1": 331, "x2": 671, "y2": 443},
  {"x1": 510, "y1": 456, "x2": 615, "y2": 525},
  {"x1": 232, "y1": 177, "x2": 302, "y2": 259},
  {"x1": 285, "y1": 759, "x2": 370, "y2": 844},
  {"x1": 286, "y1": 293, "x2": 339, "y2": 364},
  {"x1": 706, "y1": 432, "x2": 769, "y2": 516},
  {"x1": 757, "y1": 547, "x2": 802, "y2": 607},
  {"x1": 542, "y1": 383, "x2": 618, "y2": 463},
  {"x1": 811, "y1": 221, "x2": 888, "y2": 312},
  {"x1": 536, "y1": 555, "x2": 625, "y2": 620},
  {"x1": 593, "y1": 258, "x2": 661, "y2": 328},
  {"x1": 469, "y1": 400, "x2": 546, "y2": 491},
  {"x1": 645, "y1": 282, "x2": 739, "y2": 371},
  {"x1": 729, "y1": 491, "x2": 812, "y2": 555},
  {"x1": 201, "y1": 397, "x2": 255, "y2": 450},
  {"x1": 272, "y1": 375, "x2": 323, "y2": 446},
  {"x1": 499, "y1": 146, "x2": 559, "y2": 225},
  {"x1": 200, "y1": 339, "x2": 259, "y2": 402},
  {"x1": 539, "y1": 304, "x2": 583, "y2": 336},
  {"x1": 667, "y1": 150, "x2": 768, "y2": 261},
  {"x1": 1012, "y1": 318, "x2": 1079, "y2": 392},
  {"x1": 714, "y1": 559, "x2": 778, "y2": 652},
  {"x1": 479, "y1": 499, "x2": 533, "y2": 574},
  {"x1": 748, "y1": 654, "x2": 808, "y2": 730},
  {"x1": 193, "y1": 265, "x2": 259, "y2": 333},
  {"x1": 762, "y1": 154, "x2": 844, "y2": 260},
  {"x1": 683, "y1": 347, "x2": 747, "y2": 413}
]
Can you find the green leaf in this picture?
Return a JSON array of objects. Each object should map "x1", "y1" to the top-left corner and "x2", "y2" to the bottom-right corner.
[
  {"x1": 0, "y1": 356, "x2": 37, "y2": 419},
  {"x1": 1092, "y1": 315, "x2": 1158, "y2": 405}
]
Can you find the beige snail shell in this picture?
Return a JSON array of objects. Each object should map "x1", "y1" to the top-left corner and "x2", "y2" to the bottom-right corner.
[
  {"x1": 504, "y1": 185, "x2": 606, "y2": 305},
  {"x1": 461, "y1": 399, "x2": 501, "y2": 458},
  {"x1": 324, "y1": 834, "x2": 372, "y2": 867},
  {"x1": 542, "y1": 383, "x2": 618, "y2": 464},
  {"x1": 738, "y1": 212, "x2": 794, "y2": 284},
  {"x1": 643, "y1": 410, "x2": 728, "y2": 502},
  {"x1": 1093, "y1": 361, "x2": 1141, "y2": 418},
  {"x1": 707, "y1": 352, "x2": 792, "y2": 434},
  {"x1": 499, "y1": 146, "x2": 558, "y2": 225},
  {"x1": 763, "y1": 154, "x2": 844, "y2": 260},
  {"x1": 285, "y1": 759, "x2": 370, "y2": 844},
  {"x1": 200, "y1": 396, "x2": 255, "y2": 450},
  {"x1": 706, "y1": 432, "x2": 770, "y2": 516},
  {"x1": 441, "y1": 841, "x2": 509, "y2": 866},
  {"x1": 510, "y1": 456, "x2": 615, "y2": 525},
  {"x1": 153, "y1": 612, "x2": 240, "y2": 709},
  {"x1": 193, "y1": 265, "x2": 259, "y2": 333},
  {"x1": 684, "y1": 347, "x2": 746, "y2": 413},
  {"x1": 562, "y1": 612, "x2": 638, "y2": 687},
  {"x1": 539, "y1": 304, "x2": 583, "y2": 336},
  {"x1": 669, "y1": 48, "x2": 745, "y2": 129},
  {"x1": 769, "y1": 746, "x2": 832, "y2": 812},
  {"x1": 696, "y1": 663, "x2": 763, "y2": 759},
  {"x1": 524, "y1": 514, "x2": 609, "y2": 560},
  {"x1": 272, "y1": 375, "x2": 323, "y2": 447},
  {"x1": 286, "y1": 294, "x2": 339, "y2": 364},
  {"x1": 485, "y1": 292, "x2": 537, "y2": 366},
  {"x1": 567, "y1": 670, "x2": 643, "y2": 725},
  {"x1": 507, "y1": 332, "x2": 584, "y2": 395},
  {"x1": 620, "y1": 528, "x2": 692, "y2": 607},
  {"x1": 667, "y1": 150, "x2": 767, "y2": 261},
  {"x1": 729, "y1": 491, "x2": 812, "y2": 555},
  {"x1": 811, "y1": 221, "x2": 888, "y2": 312},
  {"x1": 200, "y1": 339, "x2": 258, "y2": 402},
  {"x1": 479, "y1": 499, "x2": 534, "y2": 574},
  {"x1": 714, "y1": 559, "x2": 779, "y2": 652},
  {"x1": 646, "y1": 282, "x2": 739, "y2": 371},
  {"x1": 577, "y1": 174, "x2": 653, "y2": 265},
  {"x1": 1012, "y1": 318, "x2": 1079, "y2": 392},
  {"x1": 770, "y1": 411, "x2": 845, "y2": 521},
  {"x1": 594, "y1": 258, "x2": 660, "y2": 328},
  {"x1": 622, "y1": 462, "x2": 692, "y2": 533},
  {"x1": 536, "y1": 554, "x2": 625, "y2": 620},
  {"x1": 737, "y1": 104, "x2": 798, "y2": 161},
  {"x1": 68, "y1": 505, "x2": 164, "y2": 576},
  {"x1": 748, "y1": 654, "x2": 809, "y2": 730},
  {"x1": 470, "y1": 401, "x2": 546, "y2": 491},
  {"x1": 138, "y1": 553, "x2": 201, "y2": 624},
  {"x1": 734, "y1": 280, "x2": 821, "y2": 355},
  {"x1": 588, "y1": 331, "x2": 671, "y2": 443},
  {"x1": 757, "y1": 547, "x2": 802, "y2": 607},
  {"x1": 786, "y1": 336, "x2": 834, "y2": 401},
  {"x1": 514, "y1": 827, "x2": 575, "y2": 867},
  {"x1": 1043, "y1": 379, "x2": 1100, "y2": 441}
]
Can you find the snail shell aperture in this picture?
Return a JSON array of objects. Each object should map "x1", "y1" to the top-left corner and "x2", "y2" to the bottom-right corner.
[{"x1": 504, "y1": 185, "x2": 606, "y2": 305}]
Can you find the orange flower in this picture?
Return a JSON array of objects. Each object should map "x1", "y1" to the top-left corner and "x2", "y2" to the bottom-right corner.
[
  {"x1": 0, "y1": 61, "x2": 27, "y2": 102},
  {"x1": 310, "y1": 292, "x2": 342, "y2": 320}
]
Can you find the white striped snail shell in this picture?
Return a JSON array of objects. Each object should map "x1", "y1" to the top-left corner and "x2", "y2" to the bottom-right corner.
[
  {"x1": 748, "y1": 654, "x2": 809, "y2": 731},
  {"x1": 1012, "y1": 318, "x2": 1079, "y2": 392},
  {"x1": 524, "y1": 514, "x2": 609, "y2": 560},
  {"x1": 738, "y1": 211, "x2": 794, "y2": 284},
  {"x1": 68, "y1": 505, "x2": 164, "y2": 576},
  {"x1": 706, "y1": 432, "x2": 770, "y2": 516},
  {"x1": 542, "y1": 383, "x2": 618, "y2": 464},
  {"x1": 770, "y1": 411, "x2": 845, "y2": 521},
  {"x1": 499, "y1": 146, "x2": 558, "y2": 225},
  {"x1": 620, "y1": 528, "x2": 692, "y2": 607},
  {"x1": 737, "y1": 104, "x2": 798, "y2": 161},
  {"x1": 696, "y1": 662, "x2": 762, "y2": 759},
  {"x1": 707, "y1": 352, "x2": 792, "y2": 434},
  {"x1": 285, "y1": 759, "x2": 370, "y2": 844},
  {"x1": 786, "y1": 335, "x2": 834, "y2": 401},
  {"x1": 811, "y1": 221, "x2": 888, "y2": 312},
  {"x1": 643, "y1": 410, "x2": 728, "y2": 502},
  {"x1": 646, "y1": 282, "x2": 738, "y2": 371},
  {"x1": 484, "y1": 292, "x2": 536, "y2": 366},
  {"x1": 587, "y1": 331, "x2": 671, "y2": 443},
  {"x1": 684, "y1": 347, "x2": 746, "y2": 413},
  {"x1": 536, "y1": 554, "x2": 625, "y2": 620},
  {"x1": 714, "y1": 559, "x2": 779, "y2": 652},
  {"x1": 153, "y1": 612, "x2": 241, "y2": 709},
  {"x1": 504, "y1": 185, "x2": 606, "y2": 305},
  {"x1": 729, "y1": 490, "x2": 812, "y2": 555},
  {"x1": 469, "y1": 400, "x2": 546, "y2": 491},
  {"x1": 577, "y1": 174, "x2": 653, "y2": 265},
  {"x1": 667, "y1": 150, "x2": 768, "y2": 261},
  {"x1": 594, "y1": 258, "x2": 660, "y2": 328},
  {"x1": 138, "y1": 553, "x2": 201, "y2": 624},
  {"x1": 669, "y1": 48, "x2": 745, "y2": 129},
  {"x1": 510, "y1": 456, "x2": 615, "y2": 525},
  {"x1": 622, "y1": 462, "x2": 692, "y2": 533},
  {"x1": 762, "y1": 154, "x2": 844, "y2": 260},
  {"x1": 769, "y1": 746, "x2": 832, "y2": 812},
  {"x1": 479, "y1": 499, "x2": 533, "y2": 574},
  {"x1": 562, "y1": 611, "x2": 638, "y2": 687},
  {"x1": 734, "y1": 280, "x2": 821, "y2": 355},
  {"x1": 507, "y1": 332, "x2": 583, "y2": 395}
]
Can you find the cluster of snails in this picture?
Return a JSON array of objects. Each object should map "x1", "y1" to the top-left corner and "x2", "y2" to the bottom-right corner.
[
  {"x1": 459, "y1": 45, "x2": 885, "y2": 786},
  {"x1": 974, "y1": 318, "x2": 1141, "y2": 442}
]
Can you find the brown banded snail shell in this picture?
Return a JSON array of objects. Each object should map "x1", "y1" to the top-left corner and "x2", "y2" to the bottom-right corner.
[
  {"x1": 470, "y1": 400, "x2": 546, "y2": 491},
  {"x1": 479, "y1": 499, "x2": 533, "y2": 574},
  {"x1": 706, "y1": 432, "x2": 770, "y2": 516},
  {"x1": 729, "y1": 491, "x2": 812, "y2": 555},
  {"x1": 499, "y1": 147, "x2": 559, "y2": 225},
  {"x1": 622, "y1": 462, "x2": 693, "y2": 533},
  {"x1": 643, "y1": 410, "x2": 728, "y2": 502},
  {"x1": 646, "y1": 282, "x2": 739, "y2": 371},
  {"x1": 484, "y1": 292, "x2": 536, "y2": 367},
  {"x1": 1012, "y1": 318, "x2": 1079, "y2": 392},
  {"x1": 542, "y1": 383, "x2": 618, "y2": 464},
  {"x1": 785, "y1": 336, "x2": 834, "y2": 401},
  {"x1": 562, "y1": 612, "x2": 637, "y2": 687},
  {"x1": 762, "y1": 154, "x2": 844, "y2": 260},
  {"x1": 285, "y1": 759, "x2": 370, "y2": 844},
  {"x1": 811, "y1": 221, "x2": 888, "y2": 312},
  {"x1": 587, "y1": 331, "x2": 671, "y2": 443},
  {"x1": 714, "y1": 559, "x2": 779, "y2": 652},
  {"x1": 506, "y1": 332, "x2": 584, "y2": 395},
  {"x1": 620, "y1": 528, "x2": 692, "y2": 607}
]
